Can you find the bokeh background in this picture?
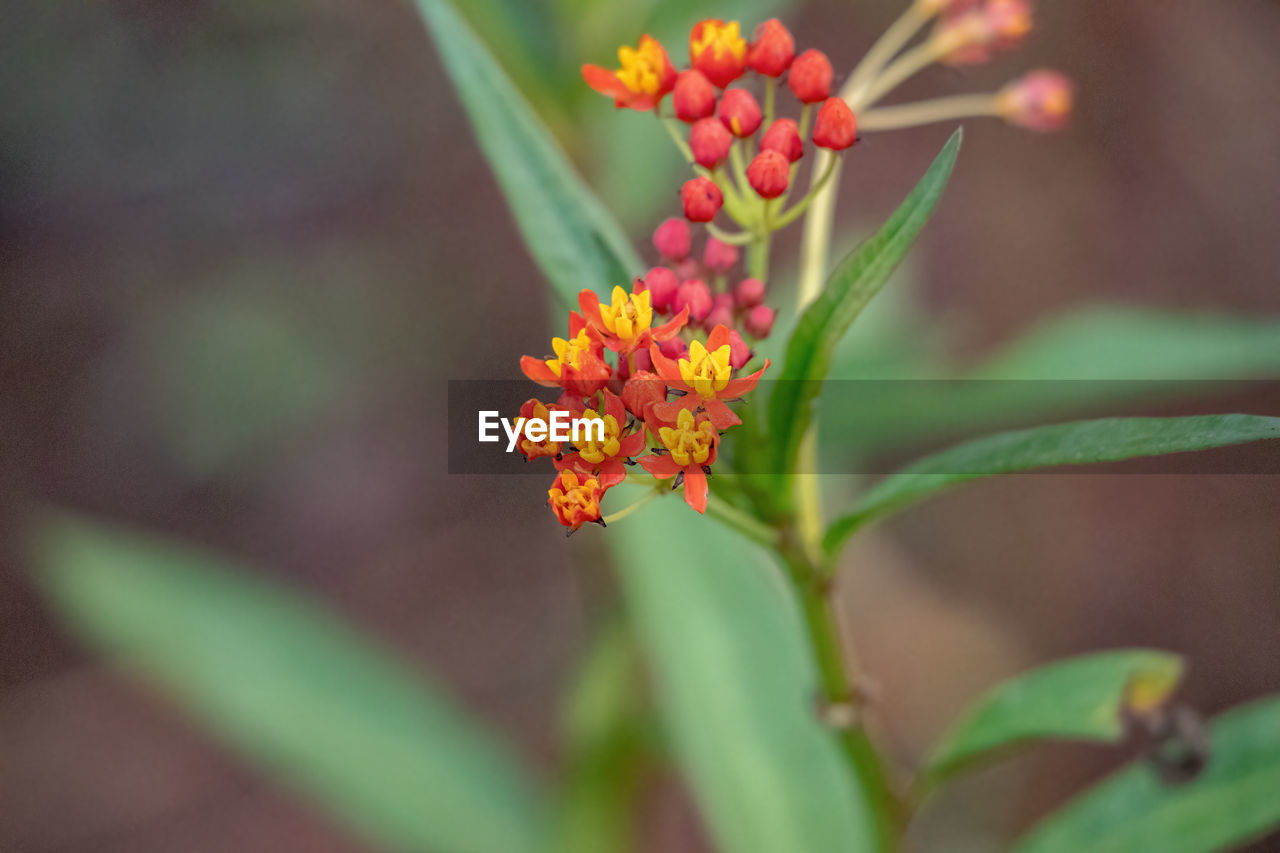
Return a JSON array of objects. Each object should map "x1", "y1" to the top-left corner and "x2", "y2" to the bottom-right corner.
[{"x1": 3, "y1": 0, "x2": 1280, "y2": 850}]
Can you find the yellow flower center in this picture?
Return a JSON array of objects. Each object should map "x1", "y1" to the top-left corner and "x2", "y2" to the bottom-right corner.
[
  {"x1": 658, "y1": 408, "x2": 717, "y2": 468},
  {"x1": 598, "y1": 286, "x2": 653, "y2": 342},
  {"x1": 615, "y1": 37, "x2": 667, "y2": 96},
  {"x1": 691, "y1": 20, "x2": 746, "y2": 62},
  {"x1": 546, "y1": 328, "x2": 594, "y2": 377},
  {"x1": 575, "y1": 407, "x2": 623, "y2": 465},
  {"x1": 677, "y1": 339, "x2": 733, "y2": 398},
  {"x1": 548, "y1": 470, "x2": 601, "y2": 524}
]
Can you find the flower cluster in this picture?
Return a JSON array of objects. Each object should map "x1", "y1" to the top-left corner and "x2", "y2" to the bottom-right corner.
[{"x1": 519, "y1": 276, "x2": 768, "y2": 534}]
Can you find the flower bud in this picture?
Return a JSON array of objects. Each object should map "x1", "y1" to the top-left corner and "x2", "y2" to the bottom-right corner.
[
  {"x1": 760, "y1": 118, "x2": 804, "y2": 163},
  {"x1": 734, "y1": 276, "x2": 765, "y2": 308},
  {"x1": 727, "y1": 329, "x2": 751, "y2": 369},
  {"x1": 690, "y1": 116, "x2": 733, "y2": 168},
  {"x1": 704, "y1": 302, "x2": 734, "y2": 332},
  {"x1": 812, "y1": 98, "x2": 857, "y2": 151},
  {"x1": 672, "y1": 69, "x2": 718, "y2": 122},
  {"x1": 745, "y1": 304, "x2": 775, "y2": 339},
  {"x1": 690, "y1": 19, "x2": 748, "y2": 89},
  {"x1": 997, "y1": 70, "x2": 1074, "y2": 132},
  {"x1": 703, "y1": 237, "x2": 739, "y2": 272},
  {"x1": 652, "y1": 217, "x2": 691, "y2": 261},
  {"x1": 675, "y1": 258, "x2": 701, "y2": 281},
  {"x1": 659, "y1": 337, "x2": 689, "y2": 362},
  {"x1": 747, "y1": 19, "x2": 795, "y2": 77},
  {"x1": 638, "y1": 266, "x2": 679, "y2": 312},
  {"x1": 674, "y1": 278, "x2": 713, "y2": 323},
  {"x1": 746, "y1": 149, "x2": 790, "y2": 199},
  {"x1": 788, "y1": 49, "x2": 832, "y2": 103},
  {"x1": 682, "y1": 177, "x2": 723, "y2": 222},
  {"x1": 985, "y1": 0, "x2": 1033, "y2": 50},
  {"x1": 622, "y1": 370, "x2": 665, "y2": 419},
  {"x1": 718, "y1": 88, "x2": 762, "y2": 138}
]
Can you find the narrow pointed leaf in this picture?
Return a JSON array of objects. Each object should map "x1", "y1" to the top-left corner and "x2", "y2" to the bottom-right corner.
[
  {"x1": 824, "y1": 413, "x2": 1280, "y2": 557},
  {"x1": 1013, "y1": 695, "x2": 1280, "y2": 853},
  {"x1": 414, "y1": 0, "x2": 641, "y2": 307},
  {"x1": 31, "y1": 512, "x2": 547, "y2": 853},
  {"x1": 768, "y1": 130, "x2": 961, "y2": 481},
  {"x1": 920, "y1": 650, "x2": 1184, "y2": 794}
]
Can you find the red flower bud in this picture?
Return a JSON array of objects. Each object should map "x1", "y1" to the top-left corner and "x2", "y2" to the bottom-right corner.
[
  {"x1": 745, "y1": 304, "x2": 775, "y2": 339},
  {"x1": 703, "y1": 237, "x2": 739, "y2": 272},
  {"x1": 727, "y1": 329, "x2": 751, "y2": 369},
  {"x1": 760, "y1": 118, "x2": 804, "y2": 163},
  {"x1": 690, "y1": 117, "x2": 733, "y2": 169},
  {"x1": 672, "y1": 69, "x2": 717, "y2": 122},
  {"x1": 704, "y1": 302, "x2": 734, "y2": 331},
  {"x1": 621, "y1": 370, "x2": 666, "y2": 420},
  {"x1": 659, "y1": 336, "x2": 689, "y2": 362},
  {"x1": 652, "y1": 217, "x2": 691, "y2": 261},
  {"x1": 747, "y1": 18, "x2": 795, "y2": 77},
  {"x1": 746, "y1": 149, "x2": 790, "y2": 199},
  {"x1": 681, "y1": 177, "x2": 723, "y2": 222},
  {"x1": 734, "y1": 277, "x2": 765, "y2": 308},
  {"x1": 690, "y1": 19, "x2": 748, "y2": 89},
  {"x1": 788, "y1": 49, "x2": 832, "y2": 103},
  {"x1": 812, "y1": 97, "x2": 857, "y2": 151},
  {"x1": 997, "y1": 70, "x2": 1074, "y2": 132},
  {"x1": 674, "y1": 278, "x2": 713, "y2": 323},
  {"x1": 675, "y1": 258, "x2": 701, "y2": 281},
  {"x1": 638, "y1": 266, "x2": 679, "y2": 312},
  {"x1": 718, "y1": 88, "x2": 762, "y2": 138}
]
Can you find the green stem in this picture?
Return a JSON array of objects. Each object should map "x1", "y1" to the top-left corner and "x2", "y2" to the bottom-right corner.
[
  {"x1": 662, "y1": 118, "x2": 694, "y2": 163},
  {"x1": 602, "y1": 491, "x2": 660, "y2": 525},
  {"x1": 746, "y1": 230, "x2": 770, "y2": 284},
  {"x1": 846, "y1": 1, "x2": 934, "y2": 102},
  {"x1": 706, "y1": 494, "x2": 778, "y2": 549},
  {"x1": 773, "y1": 154, "x2": 841, "y2": 230},
  {"x1": 763, "y1": 76, "x2": 777, "y2": 130},
  {"x1": 706, "y1": 222, "x2": 755, "y2": 246},
  {"x1": 859, "y1": 94, "x2": 1000, "y2": 131}
]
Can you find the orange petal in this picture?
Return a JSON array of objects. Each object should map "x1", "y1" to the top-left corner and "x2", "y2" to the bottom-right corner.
[
  {"x1": 521, "y1": 355, "x2": 561, "y2": 387},
  {"x1": 682, "y1": 466, "x2": 709, "y2": 513},
  {"x1": 652, "y1": 305, "x2": 690, "y2": 341},
  {"x1": 721, "y1": 358, "x2": 770, "y2": 398},
  {"x1": 582, "y1": 64, "x2": 630, "y2": 99},
  {"x1": 639, "y1": 454, "x2": 681, "y2": 479}
]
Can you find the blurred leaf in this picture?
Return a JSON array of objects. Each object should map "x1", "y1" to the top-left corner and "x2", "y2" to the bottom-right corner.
[
  {"x1": 1013, "y1": 695, "x2": 1280, "y2": 853},
  {"x1": 824, "y1": 414, "x2": 1280, "y2": 556},
  {"x1": 415, "y1": 0, "x2": 642, "y2": 308},
  {"x1": 769, "y1": 130, "x2": 961, "y2": 482},
  {"x1": 609, "y1": 495, "x2": 879, "y2": 852},
  {"x1": 31, "y1": 513, "x2": 547, "y2": 853},
  {"x1": 920, "y1": 650, "x2": 1184, "y2": 794}
]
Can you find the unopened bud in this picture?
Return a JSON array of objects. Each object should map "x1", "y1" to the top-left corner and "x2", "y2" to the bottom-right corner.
[
  {"x1": 718, "y1": 88, "x2": 763, "y2": 138},
  {"x1": 660, "y1": 337, "x2": 690, "y2": 361},
  {"x1": 621, "y1": 370, "x2": 665, "y2": 419},
  {"x1": 652, "y1": 217, "x2": 691, "y2": 261},
  {"x1": 703, "y1": 237, "x2": 740, "y2": 272},
  {"x1": 682, "y1": 177, "x2": 723, "y2": 222},
  {"x1": 638, "y1": 266, "x2": 680, "y2": 312},
  {"x1": 672, "y1": 69, "x2": 717, "y2": 122},
  {"x1": 747, "y1": 19, "x2": 795, "y2": 77},
  {"x1": 727, "y1": 329, "x2": 751, "y2": 369},
  {"x1": 747, "y1": 149, "x2": 790, "y2": 199},
  {"x1": 690, "y1": 116, "x2": 733, "y2": 169},
  {"x1": 745, "y1": 304, "x2": 775, "y2": 338},
  {"x1": 788, "y1": 49, "x2": 832, "y2": 103},
  {"x1": 812, "y1": 97, "x2": 857, "y2": 151},
  {"x1": 734, "y1": 277, "x2": 765, "y2": 308},
  {"x1": 761, "y1": 118, "x2": 804, "y2": 163},
  {"x1": 997, "y1": 70, "x2": 1074, "y2": 132},
  {"x1": 674, "y1": 278, "x2": 713, "y2": 323}
]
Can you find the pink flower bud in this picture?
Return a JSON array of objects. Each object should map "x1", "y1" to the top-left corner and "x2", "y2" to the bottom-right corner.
[
  {"x1": 703, "y1": 237, "x2": 740, "y2": 272},
  {"x1": 674, "y1": 278, "x2": 713, "y2": 323},
  {"x1": 690, "y1": 116, "x2": 733, "y2": 169},
  {"x1": 652, "y1": 217, "x2": 691, "y2": 261},
  {"x1": 761, "y1": 118, "x2": 804, "y2": 163},
  {"x1": 997, "y1": 70, "x2": 1074, "y2": 132},
  {"x1": 630, "y1": 346, "x2": 652, "y2": 373},
  {"x1": 638, "y1": 266, "x2": 679, "y2": 312},
  {"x1": 788, "y1": 49, "x2": 832, "y2": 103},
  {"x1": 734, "y1": 277, "x2": 765, "y2": 308},
  {"x1": 660, "y1": 337, "x2": 689, "y2": 361},
  {"x1": 747, "y1": 19, "x2": 795, "y2": 77},
  {"x1": 682, "y1": 177, "x2": 723, "y2": 222},
  {"x1": 622, "y1": 370, "x2": 665, "y2": 419},
  {"x1": 705, "y1": 292, "x2": 735, "y2": 329},
  {"x1": 746, "y1": 149, "x2": 790, "y2": 199},
  {"x1": 727, "y1": 329, "x2": 751, "y2": 369},
  {"x1": 812, "y1": 98, "x2": 857, "y2": 151},
  {"x1": 672, "y1": 69, "x2": 717, "y2": 122},
  {"x1": 745, "y1": 304, "x2": 775, "y2": 339},
  {"x1": 718, "y1": 88, "x2": 762, "y2": 138},
  {"x1": 675, "y1": 258, "x2": 701, "y2": 281}
]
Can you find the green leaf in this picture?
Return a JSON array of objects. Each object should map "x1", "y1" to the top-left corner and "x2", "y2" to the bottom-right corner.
[
  {"x1": 1013, "y1": 695, "x2": 1280, "y2": 853},
  {"x1": 769, "y1": 130, "x2": 961, "y2": 482},
  {"x1": 30, "y1": 512, "x2": 547, "y2": 853},
  {"x1": 824, "y1": 413, "x2": 1280, "y2": 557},
  {"x1": 920, "y1": 650, "x2": 1184, "y2": 794},
  {"x1": 608, "y1": 494, "x2": 879, "y2": 852},
  {"x1": 414, "y1": 0, "x2": 642, "y2": 308}
]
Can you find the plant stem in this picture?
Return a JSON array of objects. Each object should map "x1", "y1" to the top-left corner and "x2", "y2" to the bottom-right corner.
[
  {"x1": 706, "y1": 222, "x2": 755, "y2": 246},
  {"x1": 662, "y1": 118, "x2": 694, "y2": 163},
  {"x1": 706, "y1": 494, "x2": 778, "y2": 549},
  {"x1": 773, "y1": 155, "x2": 841, "y2": 230},
  {"x1": 859, "y1": 93, "x2": 1000, "y2": 131},
  {"x1": 602, "y1": 491, "x2": 660, "y2": 525},
  {"x1": 846, "y1": 1, "x2": 934, "y2": 102}
]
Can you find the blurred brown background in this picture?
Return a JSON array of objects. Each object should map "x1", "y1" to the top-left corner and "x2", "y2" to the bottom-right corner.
[{"x1": 2, "y1": 0, "x2": 1279, "y2": 850}]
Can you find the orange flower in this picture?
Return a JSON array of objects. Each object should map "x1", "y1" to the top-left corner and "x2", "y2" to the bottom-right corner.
[
  {"x1": 513, "y1": 399, "x2": 563, "y2": 461},
  {"x1": 648, "y1": 324, "x2": 769, "y2": 430},
  {"x1": 554, "y1": 390, "x2": 646, "y2": 490},
  {"x1": 582, "y1": 35, "x2": 678, "y2": 111},
  {"x1": 548, "y1": 469, "x2": 605, "y2": 533},
  {"x1": 638, "y1": 407, "x2": 719, "y2": 513},
  {"x1": 689, "y1": 19, "x2": 747, "y2": 89},
  {"x1": 579, "y1": 285, "x2": 688, "y2": 356},
  {"x1": 521, "y1": 311, "x2": 612, "y2": 400}
]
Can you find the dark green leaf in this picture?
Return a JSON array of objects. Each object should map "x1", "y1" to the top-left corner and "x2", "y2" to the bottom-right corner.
[
  {"x1": 414, "y1": 0, "x2": 642, "y2": 308},
  {"x1": 31, "y1": 513, "x2": 547, "y2": 853},
  {"x1": 769, "y1": 130, "x2": 961, "y2": 482},
  {"x1": 824, "y1": 414, "x2": 1280, "y2": 557},
  {"x1": 920, "y1": 650, "x2": 1184, "y2": 794},
  {"x1": 1013, "y1": 695, "x2": 1280, "y2": 853}
]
